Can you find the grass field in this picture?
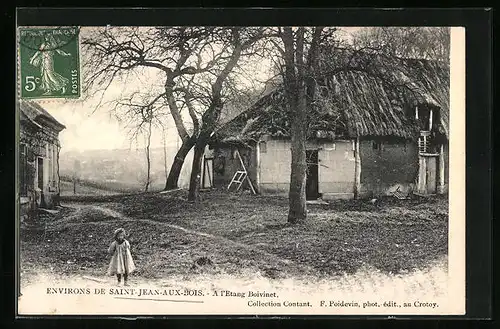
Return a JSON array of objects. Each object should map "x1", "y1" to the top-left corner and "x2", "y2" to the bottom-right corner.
[
  {"x1": 59, "y1": 179, "x2": 122, "y2": 196},
  {"x1": 59, "y1": 177, "x2": 165, "y2": 196},
  {"x1": 20, "y1": 189, "x2": 448, "y2": 287}
]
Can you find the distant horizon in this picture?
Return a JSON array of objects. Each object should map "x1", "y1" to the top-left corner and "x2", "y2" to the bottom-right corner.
[{"x1": 60, "y1": 144, "x2": 182, "y2": 154}]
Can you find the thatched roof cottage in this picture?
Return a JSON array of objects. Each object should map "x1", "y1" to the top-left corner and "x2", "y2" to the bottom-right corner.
[{"x1": 209, "y1": 54, "x2": 449, "y2": 200}]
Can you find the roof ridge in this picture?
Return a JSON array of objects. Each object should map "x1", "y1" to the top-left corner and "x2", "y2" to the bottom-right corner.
[{"x1": 19, "y1": 100, "x2": 66, "y2": 129}]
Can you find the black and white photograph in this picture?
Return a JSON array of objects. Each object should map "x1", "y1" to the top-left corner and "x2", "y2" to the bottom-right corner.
[{"x1": 16, "y1": 21, "x2": 466, "y2": 315}]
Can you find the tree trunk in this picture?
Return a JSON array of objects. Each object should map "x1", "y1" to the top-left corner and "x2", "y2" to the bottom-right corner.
[
  {"x1": 282, "y1": 26, "x2": 323, "y2": 224},
  {"x1": 185, "y1": 45, "x2": 240, "y2": 201},
  {"x1": 288, "y1": 83, "x2": 308, "y2": 223},
  {"x1": 163, "y1": 78, "x2": 198, "y2": 191},
  {"x1": 144, "y1": 121, "x2": 152, "y2": 192},
  {"x1": 187, "y1": 142, "x2": 206, "y2": 202},
  {"x1": 282, "y1": 27, "x2": 308, "y2": 224},
  {"x1": 185, "y1": 28, "x2": 252, "y2": 202},
  {"x1": 288, "y1": 137, "x2": 307, "y2": 222},
  {"x1": 73, "y1": 159, "x2": 80, "y2": 195},
  {"x1": 164, "y1": 136, "x2": 196, "y2": 190}
]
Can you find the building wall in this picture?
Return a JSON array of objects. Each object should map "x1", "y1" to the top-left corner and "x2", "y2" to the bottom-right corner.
[
  {"x1": 213, "y1": 138, "x2": 429, "y2": 199},
  {"x1": 359, "y1": 139, "x2": 419, "y2": 197},
  {"x1": 36, "y1": 141, "x2": 61, "y2": 208},
  {"x1": 444, "y1": 143, "x2": 450, "y2": 192},
  {"x1": 254, "y1": 139, "x2": 356, "y2": 198},
  {"x1": 443, "y1": 142, "x2": 449, "y2": 192},
  {"x1": 318, "y1": 140, "x2": 356, "y2": 199},
  {"x1": 20, "y1": 123, "x2": 61, "y2": 209},
  {"x1": 259, "y1": 139, "x2": 292, "y2": 195}
]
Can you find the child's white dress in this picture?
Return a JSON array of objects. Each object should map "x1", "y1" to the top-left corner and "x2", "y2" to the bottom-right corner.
[{"x1": 108, "y1": 239, "x2": 136, "y2": 275}]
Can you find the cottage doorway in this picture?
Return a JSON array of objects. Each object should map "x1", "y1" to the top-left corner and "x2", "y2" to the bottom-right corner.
[
  {"x1": 37, "y1": 157, "x2": 44, "y2": 190},
  {"x1": 306, "y1": 150, "x2": 319, "y2": 200},
  {"x1": 417, "y1": 154, "x2": 438, "y2": 195},
  {"x1": 37, "y1": 157, "x2": 47, "y2": 208}
]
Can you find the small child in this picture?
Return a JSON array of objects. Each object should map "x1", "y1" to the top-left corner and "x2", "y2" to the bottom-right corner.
[{"x1": 108, "y1": 228, "x2": 136, "y2": 286}]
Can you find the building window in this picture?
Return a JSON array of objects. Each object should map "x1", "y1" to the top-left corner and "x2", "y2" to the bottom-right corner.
[
  {"x1": 325, "y1": 143, "x2": 336, "y2": 151},
  {"x1": 19, "y1": 144, "x2": 27, "y2": 196},
  {"x1": 372, "y1": 141, "x2": 382, "y2": 151},
  {"x1": 37, "y1": 157, "x2": 44, "y2": 190},
  {"x1": 416, "y1": 106, "x2": 439, "y2": 132},
  {"x1": 259, "y1": 141, "x2": 267, "y2": 153}
]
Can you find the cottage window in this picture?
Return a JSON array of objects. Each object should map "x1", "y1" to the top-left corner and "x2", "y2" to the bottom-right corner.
[
  {"x1": 416, "y1": 105, "x2": 440, "y2": 132},
  {"x1": 259, "y1": 141, "x2": 267, "y2": 153},
  {"x1": 372, "y1": 141, "x2": 382, "y2": 151},
  {"x1": 19, "y1": 144, "x2": 28, "y2": 196},
  {"x1": 325, "y1": 143, "x2": 336, "y2": 151}
]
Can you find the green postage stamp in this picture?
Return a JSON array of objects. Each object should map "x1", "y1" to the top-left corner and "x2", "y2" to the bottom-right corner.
[{"x1": 18, "y1": 27, "x2": 80, "y2": 99}]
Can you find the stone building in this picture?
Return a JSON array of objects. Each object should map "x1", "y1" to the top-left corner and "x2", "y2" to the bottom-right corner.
[{"x1": 19, "y1": 100, "x2": 65, "y2": 218}]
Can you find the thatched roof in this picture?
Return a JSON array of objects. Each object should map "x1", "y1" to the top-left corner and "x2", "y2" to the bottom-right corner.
[
  {"x1": 19, "y1": 100, "x2": 66, "y2": 131},
  {"x1": 213, "y1": 52, "x2": 449, "y2": 145}
]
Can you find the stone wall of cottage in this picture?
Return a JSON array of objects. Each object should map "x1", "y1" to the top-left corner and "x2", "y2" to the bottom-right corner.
[
  {"x1": 359, "y1": 139, "x2": 419, "y2": 197},
  {"x1": 20, "y1": 123, "x2": 61, "y2": 211},
  {"x1": 257, "y1": 139, "x2": 356, "y2": 199},
  {"x1": 212, "y1": 137, "x2": 437, "y2": 200}
]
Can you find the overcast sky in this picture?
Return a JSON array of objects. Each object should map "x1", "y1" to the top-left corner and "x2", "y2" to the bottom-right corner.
[{"x1": 40, "y1": 27, "x2": 365, "y2": 153}]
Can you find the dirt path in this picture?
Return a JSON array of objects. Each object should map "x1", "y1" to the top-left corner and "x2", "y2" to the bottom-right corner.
[
  {"x1": 20, "y1": 197, "x2": 451, "y2": 315},
  {"x1": 60, "y1": 202, "x2": 315, "y2": 274}
]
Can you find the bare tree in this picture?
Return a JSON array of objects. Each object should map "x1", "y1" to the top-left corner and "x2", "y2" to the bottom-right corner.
[
  {"x1": 83, "y1": 27, "x2": 267, "y2": 199},
  {"x1": 109, "y1": 90, "x2": 164, "y2": 192},
  {"x1": 83, "y1": 27, "x2": 224, "y2": 191},
  {"x1": 143, "y1": 115, "x2": 153, "y2": 192},
  {"x1": 274, "y1": 27, "x2": 324, "y2": 223},
  {"x1": 352, "y1": 27, "x2": 450, "y2": 63},
  {"x1": 282, "y1": 27, "x2": 448, "y2": 223},
  {"x1": 186, "y1": 27, "x2": 268, "y2": 202},
  {"x1": 72, "y1": 159, "x2": 81, "y2": 195}
]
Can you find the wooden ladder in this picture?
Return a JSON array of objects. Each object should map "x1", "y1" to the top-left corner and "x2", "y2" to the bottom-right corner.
[
  {"x1": 228, "y1": 170, "x2": 248, "y2": 191},
  {"x1": 227, "y1": 150, "x2": 257, "y2": 194}
]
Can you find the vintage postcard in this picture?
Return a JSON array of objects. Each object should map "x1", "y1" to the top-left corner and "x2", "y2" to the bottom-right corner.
[{"x1": 16, "y1": 23, "x2": 465, "y2": 316}]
